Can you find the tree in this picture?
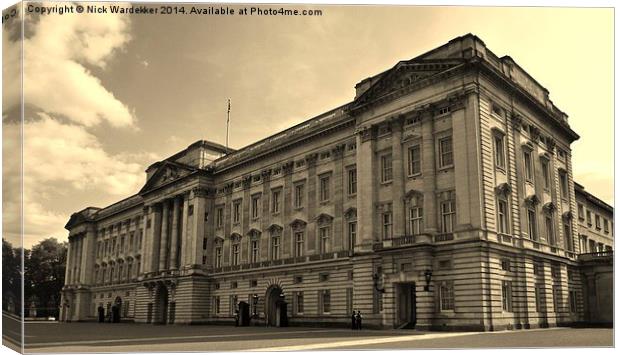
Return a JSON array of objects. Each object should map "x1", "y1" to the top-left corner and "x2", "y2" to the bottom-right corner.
[
  {"x1": 24, "y1": 238, "x2": 67, "y2": 318},
  {"x1": 2, "y1": 239, "x2": 23, "y2": 315}
]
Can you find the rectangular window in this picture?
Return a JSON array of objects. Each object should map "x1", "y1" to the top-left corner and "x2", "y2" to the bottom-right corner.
[
  {"x1": 202, "y1": 237, "x2": 207, "y2": 250},
  {"x1": 603, "y1": 219, "x2": 609, "y2": 233},
  {"x1": 230, "y1": 295, "x2": 238, "y2": 316},
  {"x1": 294, "y1": 232, "x2": 304, "y2": 257},
  {"x1": 319, "y1": 176, "x2": 330, "y2": 202},
  {"x1": 577, "y1": 204, "x2": 584, "y2": 220},
  {"x1": 501, "y1": 259, "x2": 511, "y2": 272},
  {"x1": 271, "y1": 235, "x2": 281, "y2": 260},
  {"x1": 409, "y1": 207, "x2": 423, "y2": 235},
  {"x1": 251, "y1": 195, "x2": 261, "y2": 219},
  {"x1": 408, "y1": 144, "x2": 422, "y2": 176},
  {"x1": 233, "y1": 200, "x2": 241, "y2": 224},
  {"x1": 231, "y1": 243, "x2": 240, "y2": 266},
  {"x1": 552, "y1": 285, "x2": 561, "y2": 312},
  {"x1": 527, "y1": 208, "x2": 538, "y2": 241},
  {"x1": 439, "y1": 136, "x2": 453, "y2": 168},
  {"x1": 381, "y1": 154, "x2": 393, "y2": 182},
  {"x1": 502, "y1": 280, "x2": 513, "y2": 312},
  {"x1": 559, "y1": 170, "x2": 569, "y2": 199},
  {"x1": 272, "y1": 190, "x2": 281, "y2": 213},
  {"x1": 295, "y1": 291, "x2": 304, "y2": 314},
  {"x1": 251, "y1": 240, "x2": 260, "y2": 263},
  {"x1": 348, "y1": 222, "x2": 357, "y2": 250},
  {"x1": 535, "y1": 283, "x2": 545, "y2": 312},
  {"x1": 595, "y1": 215, "x2": 601, "y2": 229},
  {"x1": 523, "y1": 150, "x2": 533, "y2": 182},
  {"x1": 382, "y1": 212, "x2": 393, "y2": 240},
  {"x1": 541, "y1": 160, "x2": 550, "y2": 189},
  {"x1": 319, "y1": 227, "x2": 330, "y2": 254},
  {"x1": 346, "y1": 288, "x2": 353, "y2": 315},
  {"x1": 215, "y1": 246, "x2": 222, "y2": 268},
  {"x1": 494, "y1": 135, "x2": 506, "y2": 169},
  {"x1": 213, "y1": 296, "x2": 220, "y2": 314},
  {"x1": 586, "y1": 210, "x2": 592, "y2": 226},
  {"x1": 321, "y1": 290, "x2": 331, "y2": 314},
  {"x1": 294, "y1": 184, "x2": 305, "y2": 208},
  {"x1": 216, "y1": 207, "x2": 224, "y2": 228},
  {"x1": 347, "y1": 168, "x2": 357, "y2": 195},
  {"x1": 439, "y1": 281, "x2": 455, "y2": 311},
  {"x1": 569, "y1": 290, "x2": 578, "y2": 313},
  {"x1": 545, "y1": 215, "x2": 555, "y2": 246},
  {"x1": 497, "y1": 199, "x2": 508, "y2": 234},
  {"x1": 564, "y1": 221, "x2": 573, "y2": 251},
  {"x1": 440, "y1": 200, "x2": 456, "y2": 234}
]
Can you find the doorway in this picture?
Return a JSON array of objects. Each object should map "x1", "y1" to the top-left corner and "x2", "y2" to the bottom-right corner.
[
  {"x1": 112, "y1": 297, "x2": 122, "y2": 323},
  {"x1": 265, "y1": 286, "x2": 288, "y2": 327},
  {"x1": 396, "y1": 283, "x2": 416, "y2": 328},
  {"x1": 155, "y1": 284, "x2": 169, "y2": 324}
]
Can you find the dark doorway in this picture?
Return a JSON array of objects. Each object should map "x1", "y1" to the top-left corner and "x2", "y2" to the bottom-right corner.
[
  {"x1": 155, "y1": 285, "x2": 169, "y2": 324},
  {"x1": 396, "y1": 283, "x2": 416, "y2": 328},
  {"x1": 239, "y1": 301, "x2": 250, "y2": 326},
  {"x1": 265, "y1": 286, "x2": 287, "y2": 327},
  {"x1": 112, "y1": 297, "x2": 122, "y2": 323}
]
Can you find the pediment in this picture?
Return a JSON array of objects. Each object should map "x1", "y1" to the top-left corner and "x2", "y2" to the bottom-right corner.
[
  {"x1": 139, "y1": 161, "x2": 197, "y2": 195},
  {"x1": 352, "y1": 59, "x2": 463, "y2": 110}
]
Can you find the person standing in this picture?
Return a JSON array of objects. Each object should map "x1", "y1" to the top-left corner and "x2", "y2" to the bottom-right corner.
[
  {"x1": 351, "y1": 311, "x2": 356, "y2": 330},
  {"x1": 356, "y1": 310, "x2": 363, "y2": 330}
]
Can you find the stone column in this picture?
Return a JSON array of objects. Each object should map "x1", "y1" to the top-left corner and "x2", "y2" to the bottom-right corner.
[
  {"x1": 421, "y1": 113, "x2": 438, "y2": 233},
  {"x1": 159, "y1": 200, "x2": 170, "y2": 271},
  {"x1": 356, "y1": 125, "x2": 377, "y2": 250},
  {"x1": 391, "y1": 118, "x2": 405, "y2": 237},
  {"x1": 191, "y1": 188, "x2": 208, "y2": 267},
  {"x1": 65, "y1": 239, "x2": 73, "y2": 284},
  {"x1": 149, "y1": 204, "x2": 163, "y2": 273},
  {"x1": 179, "y1": 193, "x2": 190, "y2": 268},
  {"x1": 169, "y1": 197, "x2": 181, "y2": 270},
  {"x1": 79, "y1": 226, "x2": 97, "y2": 285}
]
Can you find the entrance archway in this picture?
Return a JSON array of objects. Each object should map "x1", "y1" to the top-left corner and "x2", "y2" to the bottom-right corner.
[
  {"x1": 155, "y1": 284, "x2": 169, "y2": 324},
  {"x1": 265, "y1": 285, "x2": 288, "y2": 327}
]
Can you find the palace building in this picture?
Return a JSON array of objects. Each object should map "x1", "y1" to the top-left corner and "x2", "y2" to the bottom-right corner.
[{"x1": 60, "y1": 34, "x2": 613, "y2": 330}]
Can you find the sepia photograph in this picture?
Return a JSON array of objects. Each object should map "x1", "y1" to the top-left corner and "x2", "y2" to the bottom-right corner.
[{"x1": 1, "y1": 0, "x2": 615, "y2": 353}]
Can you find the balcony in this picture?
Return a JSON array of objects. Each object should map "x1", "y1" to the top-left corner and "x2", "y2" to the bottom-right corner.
[
  {"x1": 578, "y1": 250, "x2": 613, "y2": 263},
  {"x1": 373, "y1": 234, "x2": 435, "y2": 250},
  {"x1": 211, "y1": 250, "x2": 351, "y2": 274}
]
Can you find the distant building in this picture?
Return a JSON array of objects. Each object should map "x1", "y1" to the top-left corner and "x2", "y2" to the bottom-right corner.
[
  {"x1": 60, "y1": 34, "x2": 613, "y2": 330},
  {"x1": 575, "y1": 182, "x2": 614, "y2": 253}
]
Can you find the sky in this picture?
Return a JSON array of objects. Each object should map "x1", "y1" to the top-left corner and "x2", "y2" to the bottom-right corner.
[{"x1": 1, "y1": 2, "x2": 614, "y2": 247}]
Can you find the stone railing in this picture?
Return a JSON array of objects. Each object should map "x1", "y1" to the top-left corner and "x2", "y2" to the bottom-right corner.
[
  {"x1": 211, "y1": 250, "x2": 351, "y2": 274},
  {"x1": 578, "y1": 250, "x2": 613, "y2": 262}
]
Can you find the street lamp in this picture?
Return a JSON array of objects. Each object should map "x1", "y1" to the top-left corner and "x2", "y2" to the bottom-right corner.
[
  {"x1": 252, "y1": 294, "x2": 258, "y2": 317},
  {"x1": 424, "y1": 269, "x2": 433, "y2": 291}
]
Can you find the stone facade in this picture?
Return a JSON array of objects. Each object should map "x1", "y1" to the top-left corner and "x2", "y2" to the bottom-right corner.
[
  {"x1": 575, "y1": 182, "x2": 614, "y2": 253},
  {"x1": 60, "y1": 34, "x2": 612, "y2": 330}
]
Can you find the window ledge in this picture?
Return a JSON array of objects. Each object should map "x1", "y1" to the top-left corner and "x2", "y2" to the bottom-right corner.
[
  {"x1": 438, "y1": 165, "x2": 454, "y2": 172},
  {"x1": 408, "y1": 173, "x2": 422, "y2": 179}
]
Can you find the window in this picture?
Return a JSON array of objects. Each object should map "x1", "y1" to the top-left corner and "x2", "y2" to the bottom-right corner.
[
  {"x1": 346, "y1": 288, "x2": 353, "y2": 315},
  {"x1": 438, "y1": 136, "x2": 453, "y2": 168},
  {"x1": 214, "y1": 245, "x2": 222, "y2": 268},
  {"x1": 216, "y1": 207, "x2": 224, "y2": 228},
  {"x1": 319, "y1": 227, "x2": 330, "y2": 254},
  {"x1": 202, "y1": 255, "x2": 207, "y2": 265},
  {"x1": 319, "y1": 273, "x2": 329, "y2": 282},
  {"x1": 551, "y1": 264, "x2": 561, "y2": 279},
  {"x1": 250, "y1": 279, "x2": 257, "y2": 288},
  {"x1": 120, "y1": 236, "x2": 125, "y2": 252},
  {"x1": 438, "y1": 259, "x2": 452, "y2": 270},
  {"x1": 294, "y1": 231, "x2": 304, "y2": 257},
  {"x1": 203, "y1": 237, "x2": 207, "y2": 250},
  {"x1": 559, "y1": 170, "x2": 569, "y2": 199},
  {"x1": 294, "y1": 183, "x2": 304, "y2": 208},
  {"x1": 527, "y1": 208, "x2": 538, "y2": 241},
  {"x1": 348, "y1": 222, "x2": 357, "y2": 250},
  {"x1": 347, "y1": 168, "x2": 357, "y2": 195},
  {"x1": 440, "y1": 200, "x2": 456, "y2": 234},
  {"x1": 213, "y1": 296, "x2": 220, "y2": 314},
  {"x1": 293, "y1": 275, "x2": 303, "y2": 284},
  {"x1": 409, "y1": 206, "x2": 423, "y2": 235},
  {"x1": 595, "y1": 215, "x2": 601, "y2": 229},
  {"x1": 408, "y1": 145, "x2": 421, "y2": 175},
  {"x1": 501, "y1": 280, "x2": 513, "y2": 312},
  {"x1": 321, "y1": 290, "x2": 331, "y2": 314},
  {"x1": 569, "y1": 290, "x2": 578, "y2": 313},
  {"x1": 552, "y1": 285, "x2": 561, "y2": 312},
  {"x1": 438, "y1": 281, "x2": 455, "y2": 311},
  {"x1": 523, "y1": 150, "x2": 533, "y2": 182},
  {"x1": 577, "y1": 204, "x2": 584, "y2": 220},
  {"x1": 230, "y1": 295, "x2": 238, "y2": 316},
  {"x1": 586, "y1": 210, "x2": 592, "y2": 226},
  {"x1": 494, "y1": 135, "x2": 506, "y2": 169},
  {"x1": 272, "y1": 190, "x2": 281, "y2": 213},
  {"x1": 541, "y1": 160, "x2": 550, "y2": 189},
  {"x1": 497, "y1": 198, "x2": 508, "y2": 234},
  {"x1": 270, "y1": 233, "x2": 281, "y2": 260},
  {"x1": 251, "y1": 239, "x2": 260, "y2": 263},
  {"x1": 535, "y1": 283, "x2": 545, "y2": 312},
  {"x1": 545, "y1": 215, "x2": 555, "y2": 246},
  {"x1": 251, "y1": 195, "x2": 261, "y2": 219},
  {"x1": 382, "y1": 212, "x2": 393, "y2": 240},
  {"x1": 319, "y1": 175, "x2": 330, "y2": 202},
  {"x1": 295, "y1": 291, "x2": 304, "y2": 314},
  {"x1": 231, "y1": 242, "x2": 240, "y2": 266},
  {"x1": 233, "y1": 200, "x2": 241, "y2": 224},
  {"x1": 129, "y1": 234, "x2": 134, "y2": 252},
  {"x1": 564, "y1": 221, "x2": 573, "y2": 251},
  {"x1": 604, "y1": 219, "x2": 609, "y2": 233},
  {"x1": 381, "y1": 154, "x2": 393, "y2": 182}
]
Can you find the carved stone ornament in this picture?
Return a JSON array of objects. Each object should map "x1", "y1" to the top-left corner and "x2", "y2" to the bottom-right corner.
[
  {"x1": 331, "y1": 144, "x2": 346, "y2": 159},
  {"x1": 282, "y1": 161, "x2": 294, "y2": 175},
  {"x1": 562, "y1": 211, "x2": 574, "y2": 221},
  {"x1": 290, "y1": 219, "x2": 307, "y2": 230},
  {"x1": 510, "y1": 113, "x2": 523, "y2": 130},
  {"x1": 524, "y1": 194, "x2": 540, "y2": 206},
  {"x1": 304, "y1": 153, "x2": 318, "y2": 166},
  {"x1": 494, "y1": 183, "x2": 512, "y2": 197},
  {"x1": 542, "y1": 202, "x2": 557, "y2": 213}
]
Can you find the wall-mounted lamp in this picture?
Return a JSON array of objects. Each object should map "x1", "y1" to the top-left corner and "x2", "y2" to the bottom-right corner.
[
  {"x1": 373, "y1": 273, "x2": 385, "y2": 293},
  {"x1": 424, "y1": 269, "x2": 433, "y2": 291}
]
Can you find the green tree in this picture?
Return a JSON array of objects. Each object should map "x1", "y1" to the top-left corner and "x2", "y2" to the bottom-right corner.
[
  {"x1": 2, "y1": 239, "x2": 23, "y2": 315},
  {"x1": 24, "y1": 238, "x2": 67, "y2": 318}
]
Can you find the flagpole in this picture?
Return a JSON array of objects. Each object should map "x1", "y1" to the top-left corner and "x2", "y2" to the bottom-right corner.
[{"x1": 226, "y1": 98, "x2": 230, "y2": 152}]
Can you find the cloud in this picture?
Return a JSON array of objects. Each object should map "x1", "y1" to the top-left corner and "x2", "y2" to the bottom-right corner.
[{"x1": 3, "y1": 4, "x2": 135, "y2": 128}]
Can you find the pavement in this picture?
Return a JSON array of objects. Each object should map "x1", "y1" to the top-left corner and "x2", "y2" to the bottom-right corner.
[{"x1": 1, "y1": 313, "x2": 614, "y2": 352}]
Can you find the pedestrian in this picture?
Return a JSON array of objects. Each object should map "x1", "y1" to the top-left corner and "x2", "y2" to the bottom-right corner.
[
  {"x1": 356, "y1": 310, "x2": 363, "y2": 330},
  {"x1": 351, "y1": 310, "x2": 356, "y2": 330},
  {"x1": 234, "y1": 310, "x2": 239, "y2": 327}
]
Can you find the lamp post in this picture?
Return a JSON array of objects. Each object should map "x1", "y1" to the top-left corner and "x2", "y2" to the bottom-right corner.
[
  {"x1": 252, "y1": 294, "x2": 258, "y2": 318},
  {"x1": 424, "y1": 269, "x2": 433, "y2": 291}
]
